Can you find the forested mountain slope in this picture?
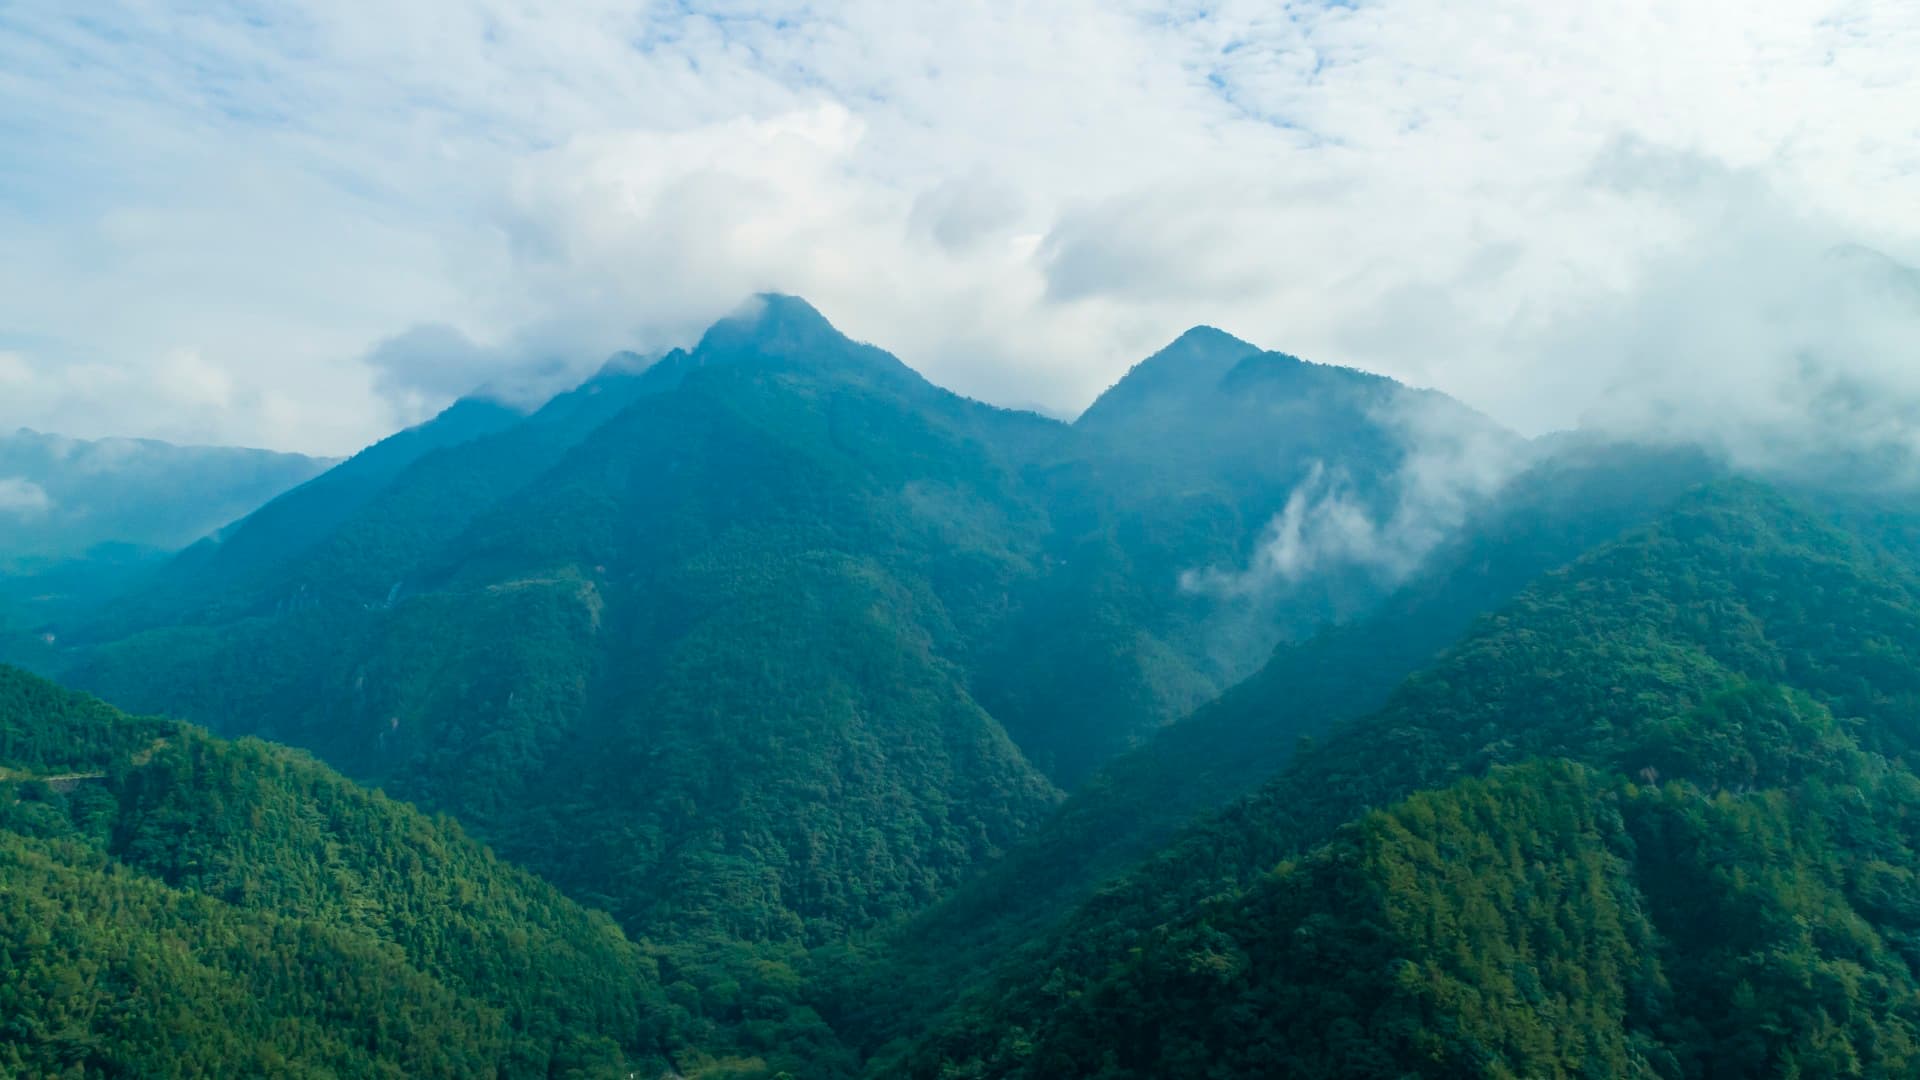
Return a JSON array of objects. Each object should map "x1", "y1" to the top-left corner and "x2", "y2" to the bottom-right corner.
[
  {"x1": 43, "y1": 298, "x2": 1508, "y2": 966},
  {"x1": 976, "y1": 324, "x2": 1521, "y2": 781},
  {"x1": 150, "y1": 396, "x2": 524, "y2": 592},
  {"x1": 20, "y1": 297, "x2": 1545, "y2": 1078},
  {"x1": 833, "y1": 442, "x2": 1723, "y2": 1047},
  {"x1": 0, "y1": 665, "x2": 674, "y2": 1078},
  {"x1": 896, "y1": 482, "x2": 1920, "y2": 1077},
  {"x1": 80, "y1": 360, "x2": 663, "y2": 639}
]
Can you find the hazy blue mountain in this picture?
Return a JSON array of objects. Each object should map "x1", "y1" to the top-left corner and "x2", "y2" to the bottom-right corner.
[{"x1": 0, "y1": 428, "x2": 331, "y2": 566}]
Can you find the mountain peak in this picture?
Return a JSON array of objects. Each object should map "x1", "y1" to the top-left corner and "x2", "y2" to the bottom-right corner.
[
  {"x1": 697, "y1": 292, "x2": 838, "y2": 352},
  {"x1": 1167, "y1": 325, "x2": 1256, "y2": 352},
  {"x1": 675, "y1": 293, "x2": 927, "y2": 392},
  {"x1": 1076, "y1": 325, "x2": 1263, "y2": 429},
  {"x1": 750, "y1": 290, "x2": 829, "y2": 322},
  {"x1": 595, "y1": 349, "x2": 654, "y2": 377}
]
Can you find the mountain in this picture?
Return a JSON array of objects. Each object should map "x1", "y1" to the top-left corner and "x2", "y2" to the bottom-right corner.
[
  {"x1": 78, "y1": 393, "x2": 532, "y2": 638},
  {"x1": 892, "y1": 482, "x2": 1920, "y2": 1077},
  {"x1": 30, "y1": 296, "x2": 1521, "y2": 1074},
  {"x1": 41, "y1": 299, "x2": 1070, "y2": 1068},
  {"x1": 30, "y1": 294, "x2": 1920, "y2": 1078},
  {"x1": 973, "y1": 325, "x2": 1523, "y2": 781},
  {"x1": 0, "y1": 664, "x2": 676, "y2": 1077},
  {"x1": 51, "y1": 302, "x2": 1518, "y2": 778},
  {"x1": 0, "y1": 428, "x2": 332, "y2": 568},
  {"x1": 832, "y1": 440, "x2": 1723, "y2": 1047},
  {"x1": 0, "y1": 429, "x2": 333, "y2": 634},
  {"x1": 1075, "y1": 324, "x2": 1457, "y2": 484}
]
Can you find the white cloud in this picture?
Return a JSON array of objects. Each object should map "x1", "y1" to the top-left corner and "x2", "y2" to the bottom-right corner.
[
  {"x1": 1183, "y1": 391, "x2": 1530, "y2": 595},
  {"x1": 1182, "y1": 463, "x2": 1383, "y2": 596},
  {"x1": 0, "y1": 1, "x2": 1916, "y2": 455},
  {"x1": 0, "y1": 351, "x2": 32, "y2": 388},
  {"x1": 0, "y1": 477, "x2": 53, "y2": 518},
  {"x1": 156, "y1": 348, "x2": 235, "y2": 410}
]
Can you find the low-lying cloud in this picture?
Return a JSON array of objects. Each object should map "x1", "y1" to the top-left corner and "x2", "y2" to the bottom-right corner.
[
  {"x1": 1568, "y1": 233, "x2": 1920, "y2": 487},
  {"x1": 1183, "y1": 393, "x2": 1530, "y2": 596},
  {"x1": 1469, "y1": 145, "x2": 1920, "y2": 487}
]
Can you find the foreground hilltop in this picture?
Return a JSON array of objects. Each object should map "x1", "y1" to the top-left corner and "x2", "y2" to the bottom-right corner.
[{"x1": 0, "y1": 663, "x2": 672, "y2": 1076}]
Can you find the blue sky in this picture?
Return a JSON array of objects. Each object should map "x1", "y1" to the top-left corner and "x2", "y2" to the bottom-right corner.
[{"x1": 1, "y1": 1, "x2": 1917, "y2": 456}]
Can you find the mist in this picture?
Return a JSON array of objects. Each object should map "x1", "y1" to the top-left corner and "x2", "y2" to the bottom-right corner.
[{"x1": 1182, "y1": 391, "x2": 1533, "y2": 597}]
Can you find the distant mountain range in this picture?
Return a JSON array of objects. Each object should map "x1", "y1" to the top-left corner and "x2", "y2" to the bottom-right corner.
[
  {"x1": 0, "y1": 429, "x2": 337, "y2": 636},
  {"x1": 0, "y1": 428, "x2": 334, "y2": 566},
  {"x1": 13, "y1": 295, "x2": 1920, "y2": 1078}
]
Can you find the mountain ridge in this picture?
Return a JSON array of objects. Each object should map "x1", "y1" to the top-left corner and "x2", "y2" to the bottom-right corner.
[
  {"x1": 0, "y1": 427, "x2": 334, "y2": 565},
  {"x1": 890, "y1": 479, "x2": 1920, "y2": 1076},
  {"x1": 19, "y1": 295, "x2": 1556, "y2": 1078}
]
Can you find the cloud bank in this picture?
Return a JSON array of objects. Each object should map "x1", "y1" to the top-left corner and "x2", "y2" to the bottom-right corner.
[{"x1": 0, "y1": 1, "x2": 1916, "y2": 456}]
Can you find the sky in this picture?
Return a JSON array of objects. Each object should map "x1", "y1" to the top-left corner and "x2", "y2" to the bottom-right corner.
[{"x1": 1, "y1": 1, "x2": 1918, "y2": 457}]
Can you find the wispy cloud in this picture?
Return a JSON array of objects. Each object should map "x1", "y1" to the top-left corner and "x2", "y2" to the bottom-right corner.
[
  {"x1": 0, "y1": 477, "x2": 53, "y2": 518},
  {"x1": 1, "y1": 1, "x2": 1916, "y2": 453},
  {"x1": 1182, "y1": 391, "x2": 1529, "y2": 595}
]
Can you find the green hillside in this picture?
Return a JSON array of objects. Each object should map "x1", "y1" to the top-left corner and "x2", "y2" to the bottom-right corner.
[
  {"x1": 0, "y1": 664, "x2": 676, "y2": 1077},
  {"x1": 23, "y1": 298, "x2": 1735, "y2": 1078},
  {"x1": 894, "y1": 483, "x2": 1920, "y2": 1077},
  {"x1": 907, "y1": 748, "x2": 1920, "y2": 1078},
  {"x1": 831, "y1": 442, "x2": 1723, "y2": 1048},
  {"x1": 47, "y1": 298, "x2": 1494, "y2": 978}
]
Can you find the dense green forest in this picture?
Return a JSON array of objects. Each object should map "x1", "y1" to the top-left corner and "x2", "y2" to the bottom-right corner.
[
  {"x1": 889, "y1": 484, "x2": 1920, "y2": 1076},
  {"x1": 0, "y1": 665, "x2": 695, "y2": 1077},
  {"x1": 21, "y1": 298, "x2": 1920, "y2": 1077},
  {"x1": 905, "y1": 747, "x2": 1920, "y2": 1078},
  {"x1": 829, "y1": 441, "x2": 1725, "y2": 1047},
  {"x1": 32, "y1": 298, "x2": 1485, "y2": 987}
]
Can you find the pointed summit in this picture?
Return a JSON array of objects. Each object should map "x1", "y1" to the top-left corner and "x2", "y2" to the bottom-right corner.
[
  {"x1": 594, "y1": 349, "x2": 654, "y2": 377},
  {"x1": 1076, "y1": 325, "x2": 1262, "y2": 431},
  {"x1": 1167, "y1": 324, "x2": 1257, "y2": 352},
  {"x1": 666, "y1": 293, "x2": 927, "y2": 392},
  {"x1": 1072, "y1": 327, "x2": 1513, "y2": 493},
  {"x1": 695, "y1": 292, "x2": 839, "y2": 356}
]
